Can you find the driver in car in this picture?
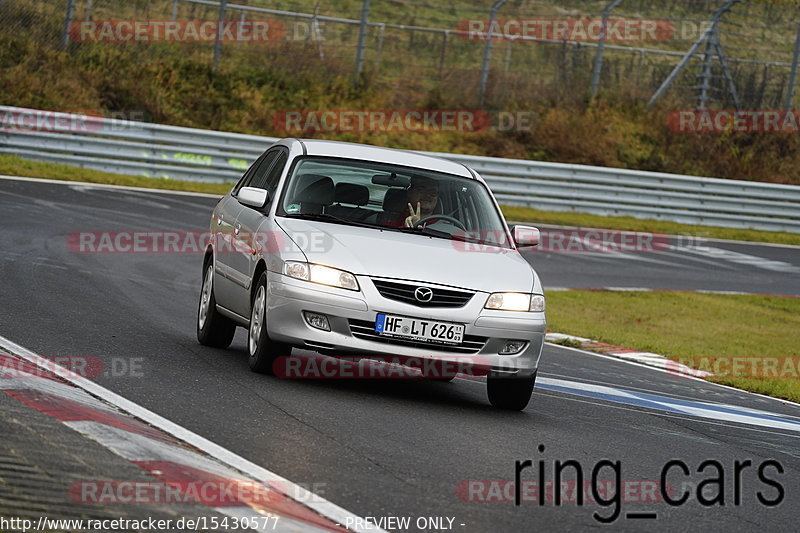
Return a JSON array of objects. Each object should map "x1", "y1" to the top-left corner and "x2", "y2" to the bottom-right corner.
[{"x1": 386, "y1": 176, "x2": 440, "y2": 228}]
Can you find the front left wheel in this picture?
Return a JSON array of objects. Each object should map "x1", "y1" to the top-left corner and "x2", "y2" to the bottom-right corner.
[
  {"x1": 487, "y1": 371, "x2": 536, "y2": 410},
  {"x1": 248, "y1": 272, "x2": 291, "y2": 374},
  {"x1": 197, "y1": 263, "x2": 236, "y2": 348}
]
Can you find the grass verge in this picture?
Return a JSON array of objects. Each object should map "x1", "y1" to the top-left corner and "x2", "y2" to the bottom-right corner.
[
  {"x1": 0, "y1": 155, "x2": 231, "y2": 195},
  {"x1": 3, "y1": 155, "x2": 799, "y2": 246},
  {"x1": 545, "y1": 290, "x2": 800, "y2": 403}
]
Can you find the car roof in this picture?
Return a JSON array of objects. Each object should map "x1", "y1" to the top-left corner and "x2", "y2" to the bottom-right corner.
[{"x1": 283, "y1": 138, "x2": 475, "y2": 179}]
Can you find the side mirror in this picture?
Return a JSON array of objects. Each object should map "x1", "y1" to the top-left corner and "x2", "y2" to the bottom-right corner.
[
  {"x1": 510, "y1": 225, "x2": 540, "y2": 248},
  {"x1": 238, "y1": 187, "x2": 269, "y2": 209}
]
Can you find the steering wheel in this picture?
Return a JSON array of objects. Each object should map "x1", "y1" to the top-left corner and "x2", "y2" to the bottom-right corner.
[{"x1": 415, "y1": 214, "x2": 467, "y2": 231}]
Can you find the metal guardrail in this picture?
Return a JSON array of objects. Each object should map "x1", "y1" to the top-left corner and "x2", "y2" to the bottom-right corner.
[{"x1": 2, "y1": 105, "x2": 800, "y2": 233}]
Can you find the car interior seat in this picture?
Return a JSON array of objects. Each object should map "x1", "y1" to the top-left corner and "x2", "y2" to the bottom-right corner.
[
  {"x1": 327, "y1": 183, "x2": 372, "y2": 220},
  {"x1": 293, "y1": 174, "x2": 335, "y2": 215}
]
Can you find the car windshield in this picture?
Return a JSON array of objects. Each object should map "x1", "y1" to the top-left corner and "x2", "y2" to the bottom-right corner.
[{"x1": 277, "y1": 156, "x2": 512, "y2": 248}]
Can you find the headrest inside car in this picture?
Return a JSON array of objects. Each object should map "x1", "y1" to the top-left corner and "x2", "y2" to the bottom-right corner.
[
  {"x1": 295, "y1": 174, "x2": 335, "y2": 205},
  {"x1": 335, "y1": 182, "x2": 370, "y2": 206},
  {"x1": 382, "y1": 188, "x2": 408, "y2": 212}
]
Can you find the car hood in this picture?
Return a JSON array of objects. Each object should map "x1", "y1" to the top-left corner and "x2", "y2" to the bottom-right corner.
[{"x1": 276, "y1": 218, "x2": 535, "y2": 293}]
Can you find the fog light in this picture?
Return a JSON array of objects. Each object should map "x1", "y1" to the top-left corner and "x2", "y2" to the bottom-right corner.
[
  {"x1": 304, "y1": 312, "x2": 330, "y2": 332},
  {"x1": 499, "y1": 340, "x2": 527, "y2": 355}
]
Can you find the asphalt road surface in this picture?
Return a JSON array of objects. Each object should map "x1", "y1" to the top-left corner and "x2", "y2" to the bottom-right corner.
[{"x1": 1, "y1": 177, "x2": 799, "y2": 532}]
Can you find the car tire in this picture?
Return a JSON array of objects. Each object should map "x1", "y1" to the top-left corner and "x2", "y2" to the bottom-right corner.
[
  {"x1": 197, "y1": 263, "x2": 236, "y2": 348},
  {"x1": 248, "y1": 272, "x2": 291, "y2": 374},
  {"x1": 487, "y1": 371, "x2": 536, "y2": 410}
]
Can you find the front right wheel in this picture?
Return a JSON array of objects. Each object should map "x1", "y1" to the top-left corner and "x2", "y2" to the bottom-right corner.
[{"x1": 487, "y1": 372, "x2": 536, "y2": 410}]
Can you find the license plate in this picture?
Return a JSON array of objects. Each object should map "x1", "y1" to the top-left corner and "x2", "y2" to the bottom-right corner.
[{"x1": 375, "y1": 314, "x2": 464, "y2": 345}]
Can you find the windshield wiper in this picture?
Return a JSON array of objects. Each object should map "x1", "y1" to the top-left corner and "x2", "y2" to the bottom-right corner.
[
  {"x1": 395, "y1": 225, "x2": 455, "y2": 241},
  {"x1": 281, "y1": 212, "x2": 379, "y2": 229}
]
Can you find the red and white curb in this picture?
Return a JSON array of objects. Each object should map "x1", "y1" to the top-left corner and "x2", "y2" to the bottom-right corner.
[
  {"x1": 544, "y1": 332, "x2": 712, "y2": 378},
  {"x1": 0, "y1": 335, "x2": 382, "y2": 533}
]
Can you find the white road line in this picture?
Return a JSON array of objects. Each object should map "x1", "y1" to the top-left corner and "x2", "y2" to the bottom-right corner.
[
  {"x1": 545, "y1": 342, "x2": 800, "y2": 409},
  {"x1": 679, "y1": 245, "x2": 800, "y2": 273},
  {"x1": 0, "y1": 333, "x2": 381, "y2": 533}
]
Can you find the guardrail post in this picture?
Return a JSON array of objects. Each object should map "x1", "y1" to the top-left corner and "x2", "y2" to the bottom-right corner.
[
  {"x1": 354, "y1": 0, "x2": 370, "y2": 77},
  {"x1": 60, "y1": 0, "x2": 77, "y2": 50},
  {"x1": 478, "y1": 0, "x2": 508, "y2": 106},
  {"x1": 590, "y1": 0, "x2": 623, "y2": 98},
  {"x1": 785, "y1": 24, "x2": 800, "y2": 111},
  {"x1": 212, "y1": 0, "x2": 229, "y2": 70}
]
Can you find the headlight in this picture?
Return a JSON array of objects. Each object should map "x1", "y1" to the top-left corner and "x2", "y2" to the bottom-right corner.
[
  {"x1": 485, "y1": 292, "x2": 545, "y2": 312},
  {"x1": 283, "y1": 261, "x2": 359, "y2": 291}
]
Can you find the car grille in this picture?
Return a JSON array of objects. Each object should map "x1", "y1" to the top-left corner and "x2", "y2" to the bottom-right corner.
[
  {"x1": 348, "y1": 319, "x2": 488, "y2": 354},
  {"x1": 371, "y1": 279, "x2": 474, "y2": 308}
]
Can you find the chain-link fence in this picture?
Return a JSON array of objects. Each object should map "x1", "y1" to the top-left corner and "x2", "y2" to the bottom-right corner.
[{"x1": 2, "y1": 0, "x2": 800, "y2": 109}]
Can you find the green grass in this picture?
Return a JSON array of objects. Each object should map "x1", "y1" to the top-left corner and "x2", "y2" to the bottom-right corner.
[
  {"x1": 0, "y1": 155, "x2": 231, "y2": 195},
  {"x1": 545, "y1": 290, "x2": 800, "y2": 402},
  {"x1": 3, "y1": 154, "x2": 799, "y2": 247}
]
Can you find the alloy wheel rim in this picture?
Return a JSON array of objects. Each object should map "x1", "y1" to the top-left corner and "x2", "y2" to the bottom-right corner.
[
  {"x1": 249, "y1": 286, "x2": 265, "y2": 356},
  {"x1": 198, "y1": 266, "x2": 213, "y2": 330}
]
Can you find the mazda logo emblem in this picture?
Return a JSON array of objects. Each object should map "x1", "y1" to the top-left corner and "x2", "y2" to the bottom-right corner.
[{"x1": 414, "y1": 287, "x2": 434, "y2": 302}]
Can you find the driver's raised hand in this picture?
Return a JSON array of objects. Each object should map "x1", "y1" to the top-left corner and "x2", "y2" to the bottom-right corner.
[{"x1": 404, "y1": 202, "x2": 421, "y2": 228}]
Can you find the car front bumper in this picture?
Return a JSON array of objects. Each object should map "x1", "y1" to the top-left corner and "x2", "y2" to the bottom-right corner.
[{"x1": 265, "y1": 271, "x2": 545, "y2": 377}]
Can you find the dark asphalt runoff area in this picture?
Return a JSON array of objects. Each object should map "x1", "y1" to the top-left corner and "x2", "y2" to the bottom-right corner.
[{"x1": 1, "y1": 176, "x2": 799, "y2": 532}]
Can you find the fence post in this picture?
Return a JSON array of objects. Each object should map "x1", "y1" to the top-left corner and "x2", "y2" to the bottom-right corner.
[
  {"x1": 478, "y1": 0, "x2": 508, "y2": 106},
  {"x1": 212, "y1": 0, "x2": 228, "y2": 70},
  {"x1": 374, "y1": 23, "x2": 385, "y2": 70},
  {"x1": 60, "y1": 0, "x2": 77, "y2": 50},
  {"x1": 712, "y1": 29, "x2": 740, "y2": 109},
  {"x1": 785, "y1": 24, "x2": 800, "y2": 111},
  {"x1": 697, "y1": 27, "x2": 716, "y2": 109},
  {"x1": 590, "y1": 0, "x2": 623, "y2": 98},
  {"x1": 354, "y1": 0, "x2": 370, "y2": 77},
  {"x1": 648, "y1": 0, "x2": 739, "y2": 108},
  {"x1": 310, "y1": 3, "x2": 325, "y2": 60},
  {"x1": 438, "y1": 31, "x2": 449, "y2": 76},
  {"x1": 172, "y1": 0, "x2": 179, "y2": 21}
]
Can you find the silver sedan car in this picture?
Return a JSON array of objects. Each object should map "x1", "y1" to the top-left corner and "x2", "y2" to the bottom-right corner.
[{"x1": 197, "y1": 139, "x2": 545, "y2": 409}]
